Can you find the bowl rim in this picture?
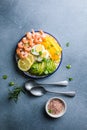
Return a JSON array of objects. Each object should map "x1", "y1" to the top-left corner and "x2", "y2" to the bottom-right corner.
[
  {"x1": 45, "y1": 97, "x2": 67, "y2": 118},
  {"x1": 15, "y1": 31, "x2": 63, "y2": 79}
]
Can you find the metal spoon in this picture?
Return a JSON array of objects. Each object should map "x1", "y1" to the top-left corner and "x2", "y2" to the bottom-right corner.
[
  {"x1": 25, "y1": 80, "x2": 69, "y2": 91},
  {"x1": 29, "y1": 86, "x2": 76, "y2": 97}
]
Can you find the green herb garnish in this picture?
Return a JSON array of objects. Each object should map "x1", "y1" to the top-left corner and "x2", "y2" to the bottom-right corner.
[
  {"x1": 44, "y1": 70, "x2": 48, "y2": 74},
  {"x1": 8, "y1": 87, "x2": 25, "y2": 102},
  {"x1": 9, "y1": 82, "x2": 15, "y2": 86},
  {"x1": 2, "y1": 75, "x2": 8, "y2": 79},
  {"x1": 39, "y1": 51, "x2": 42, "y2": 55},
  {"x1": 51, "y1": 44, "x2": 54, "y2": 47},
  {"x1": 55, "y1": 51, "x2": 59, "y2": 55},
  {"x1": 31, "y1": 49, "x2": 34, "y2": 52},
  {"x1": 47, "y1": 46, "x2": 50, "y2": 49},
  {"x1": 48, "y1": 109, "x2": 52, "y2": 113},
  {"x1": 68, "y1": 77, "x2": 73, "y2": 81},
  {"x1": 66, "y1": 42, "x2": 70, "y2": 47},
  {"x1": 66, "y1": 64, "x2": 71, "y2": 69},
  {"x1": 42, "y1": 58, "x2": 46, "y2": 61}
]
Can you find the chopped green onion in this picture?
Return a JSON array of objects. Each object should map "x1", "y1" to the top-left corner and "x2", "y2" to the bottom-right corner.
[
  {"x1": 48, "y1": 109, "x2": 52, "y2": 113},
  {"x1": 42, "y1": 58, "x2": 46, "y2": 61},
  {"x1": 44, "y1": 70, "x2": 48, "y2": 74},
  {"x1": 31, "y1": 49, "x2": 34, "y2": 52},
  {"x1": 66, "y1": 64, "x2": 71, "y2": 69},
  {"x1": 55, "y1": 51, "x2": 59, "y2": 55},
  {"x1": 39, "y1": 51, "x2": 42, "y2": 55},
  {"x1": 51, "y1": 44, "x2": 54, "y2": 47},
  {"x1": 68, "y1": 77, "x2": 73, "y2": 81},
  {"x1": 66, "y1": 42, "x2": 70, "y2": 47},
  {"x1": 47, "y1": 46, "x2": 50, "y2": 49},
  {"x1": 9, "y1": 82, "x2": 15, "y2": 86},
  {"x1": 2, "y1": 75, "x2": 8, "y2": 79}
]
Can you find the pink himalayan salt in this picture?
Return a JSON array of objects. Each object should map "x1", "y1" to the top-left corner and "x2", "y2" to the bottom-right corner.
[{"x1": 48, "y1": 99, "x2": 64, "y2": 115}]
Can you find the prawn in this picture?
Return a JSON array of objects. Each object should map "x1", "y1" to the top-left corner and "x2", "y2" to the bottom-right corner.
[
  {"x1": 39, "y1": 30, "x2": 46, "y2": 39},
  {"x1": 16, "y1": 48, "x2": 23, "y2": 55},
  {"x1": 30, "y1": 43, "x2": 35, "y2": 47},
  {"x1": 39, "y1": 30, "x2": 44, "y2": 35},
  {"x1": 33, "y1": 36, "x2": 42, "y2": 44},
  {"x1": 26, "y1": 32, "x2": 32, "y2": 40},
  {"x1": 20, "y1": 51, "x2": 28, "y2": 59},
  {"x1": 22, "y1": 37, "x2": 28, "y2": 44},
  {"x1": 32, "y1": 29, "x2": 36, "y2": 39},
  {"x1": 32, "y1": 29, "x2": 35, "y2": 35},
  {"x1": 29, "y1": 39, "x2": 34, "y2": 46},
  {"x1": 18, "y1": 41, "x2": 24, "y2": 49},
  {"x1": 24, "y1": 46, "x2": 31, "y2": 52}
]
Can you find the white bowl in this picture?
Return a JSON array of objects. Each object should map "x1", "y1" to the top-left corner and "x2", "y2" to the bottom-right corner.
[{"x1": 45, "y1": 97, "x2": 67, "y2": 118}]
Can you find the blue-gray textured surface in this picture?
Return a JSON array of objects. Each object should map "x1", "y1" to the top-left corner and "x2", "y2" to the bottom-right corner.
[{"x1": 0, "y1": 0, "x2": 87, "y2": 130}]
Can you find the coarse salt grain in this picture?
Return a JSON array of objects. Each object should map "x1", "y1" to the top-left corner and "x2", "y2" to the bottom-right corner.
[{"x1": 48, "y1": 99, "x2": 64, "y2": 115}]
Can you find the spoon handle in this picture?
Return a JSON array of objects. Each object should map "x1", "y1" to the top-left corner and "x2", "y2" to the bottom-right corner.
[
  {"x1": 47, "y1": 90, "x2": 76, "y2": 97},
  {"x1": 40, "y1": 80, "x2": 68, "y2": 86}
]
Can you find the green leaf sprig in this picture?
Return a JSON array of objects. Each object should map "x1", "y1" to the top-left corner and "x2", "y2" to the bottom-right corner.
[{"x1": 8, "y1": 86, "x2": 25, "y2": 102}]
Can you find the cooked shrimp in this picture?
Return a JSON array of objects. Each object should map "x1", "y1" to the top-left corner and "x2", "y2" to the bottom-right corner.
[
  {"x1": 26, "y1": 32, "x2": 32, "y2": 40},
  {"x1": 33, "y1": 39, "x2": 38, "y2": 44},
  {"x1": 20, "y1": 51, "x2": 28, "y2": 59},
  {"x1": 18, "y1": 41, "x2": 24, "y2": 49},
  {"x1": 35, "y1": 33, "x2": 40, "y2": 39},
  {"x1": 16, "y1": 48, "x2": 23, "y2": 55},
  {"x1": 39, "y1": 30, "x2": 46, "y2": 39},
  {"x1": 32, "y1": 29, "x2": 35, "y2": 35},
  {"x1": 29, "y1": 39, "x2": 33, "y2": 46},
  {"x1": 22, "y1": 37, "x2": 28, "y2": 43},
  {"x1": 39, "y1": 30, "x2": 44, "y2": 35},
  {"x1": 34, "y1": 38, "x2": 41, "y2": 44},
  {"x1": 38, "y1": 38, "x2": 42, "y2": 42},
  {"x1": 30, "y1": 43, "x2": 35, "y2": 47},
  {"x1": 24, "y1": 46, "x2": 31, "y2": 52}
]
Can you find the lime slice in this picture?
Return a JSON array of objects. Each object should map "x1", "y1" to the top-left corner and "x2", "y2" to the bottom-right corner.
[{"x1": 18, "y1": 58, "x2": 32, "y2": 71}]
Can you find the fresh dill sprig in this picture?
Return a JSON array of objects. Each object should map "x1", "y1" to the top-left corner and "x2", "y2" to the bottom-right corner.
[{"x1": 8, "y1": 86, "x2": 25, "y2": 102}]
